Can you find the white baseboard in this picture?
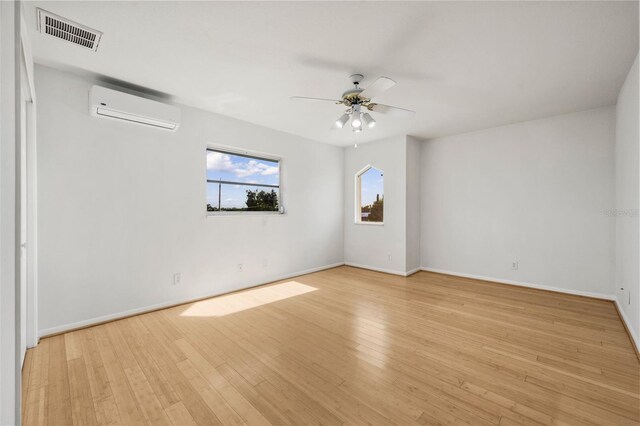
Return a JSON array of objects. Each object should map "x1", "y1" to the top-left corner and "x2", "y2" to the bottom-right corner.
[
  {"x1": 39, "y1": 262, "x2": 345, "y2": 338},
  {"x1": 345, "y1": 262, "x2": 416, "y2": 277},
  {"x1": 41, "y1": 261, "x2": 633, "y2": 354},
  {"x1": 614, "y1": 298, "x2": 640, "y2": 355},
  {"x1": 406, "y1": 267, "x2": 421, "y2": 276},
  {"x1": 420, "y1": 267, "x2": 616, "y2": 301}
]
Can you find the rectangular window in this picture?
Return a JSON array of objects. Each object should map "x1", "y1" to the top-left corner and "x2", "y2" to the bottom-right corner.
[
  {"x1": 206, "y1": 148, "x2": 280, "y2": 213},
  {"x1": 356, "y1": 165, "x2": 384, "y2": 224}
]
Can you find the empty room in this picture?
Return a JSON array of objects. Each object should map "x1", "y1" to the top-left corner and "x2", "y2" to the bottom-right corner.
[{"x1": 0, "y1": 1, "x2": 639, "y2": 425}]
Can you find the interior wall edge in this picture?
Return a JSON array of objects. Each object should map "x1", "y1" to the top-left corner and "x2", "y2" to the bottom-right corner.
[
  {"x1": 613, "y1": 50, "x2": 639, "y2": 355},
  {"x1": 420, "y1": 267, "x2": 616, "y2": 301},
  {"x1": 0, "y1": 0, "x2": 20, "y2": 424},
  {"x1": 344, "y1": 262, "x2": 414, "y2": 277},
  {"x1": 38, "y1": 261, "x2": 345, "y2": 338},
  {"x1": 614, "y1": 298, "x2": 640, "y2": 359},
  {"x1": 406, "y1": 267, "x2": 421, "y2": 276}
]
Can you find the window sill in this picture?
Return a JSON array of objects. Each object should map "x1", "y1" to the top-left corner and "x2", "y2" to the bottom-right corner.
[
  {"x1": 207, "y1": 211, "x2": 285, "y2": 217},
  {"x1": 354, "y1": 221, "x2": 384, "y2": 226}
]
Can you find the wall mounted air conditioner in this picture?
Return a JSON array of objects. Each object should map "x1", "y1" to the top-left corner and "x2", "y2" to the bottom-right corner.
[{"x1": 89, "y1": 86, "x2": 181, "y2": 131}]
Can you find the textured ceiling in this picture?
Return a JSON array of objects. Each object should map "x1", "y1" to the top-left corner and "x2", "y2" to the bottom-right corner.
[{"x1": 25, "y1": 1, "x2": 639, "y2": 145}]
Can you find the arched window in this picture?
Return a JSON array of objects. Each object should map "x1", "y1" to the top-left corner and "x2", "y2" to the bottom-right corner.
[{"x1": 355, "y1": 165, "x2": 384, "y2": 224}]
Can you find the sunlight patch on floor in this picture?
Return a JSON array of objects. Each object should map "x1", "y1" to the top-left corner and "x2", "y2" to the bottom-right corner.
[{"x1": 180, "y1": 281, "x2": 317, "y2": 317}]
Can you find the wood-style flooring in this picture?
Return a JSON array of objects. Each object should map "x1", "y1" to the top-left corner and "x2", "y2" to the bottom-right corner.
[{"x1": 22, "y1": 266, "x2": 640, "y2": 425}]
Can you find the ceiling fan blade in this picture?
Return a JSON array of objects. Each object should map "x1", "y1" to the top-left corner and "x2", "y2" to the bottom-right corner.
[
  {"x1": 359, "y1": 76, "x2": 396, "y2": 100},
  {"x1": 290, "y1": 96, "x2": 342, "y2": 103},
  {"x1": 367, "y1": 103, "x2": 415, "y2": 118}
]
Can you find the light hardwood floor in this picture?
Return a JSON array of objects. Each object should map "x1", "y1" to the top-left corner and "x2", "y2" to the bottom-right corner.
[{"x1": 22, "y1": 266, "x2": 639, "y2": 425}]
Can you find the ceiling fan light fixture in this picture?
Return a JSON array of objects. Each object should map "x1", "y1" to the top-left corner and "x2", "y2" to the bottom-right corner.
[
  {"x1": 291, "y1": 74, "x2": 415, "y2": 132},
  {"x1": 335, "y1": 113, "x2": 350, "y2": 129},
  {"x1": 351, "y1": 113, "x2": 362, "y2": 128},
  {"x1": 362, "y1": 113, "x2": 376, "y2": 128}
]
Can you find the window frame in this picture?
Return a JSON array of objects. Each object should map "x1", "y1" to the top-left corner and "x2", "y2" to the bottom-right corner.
[
  {"x1": 206, "y1": 146, "x2": 283, "y2": 216},
  {"x1": 354, "y1": 164, "x2": 384, "y2": 226}
]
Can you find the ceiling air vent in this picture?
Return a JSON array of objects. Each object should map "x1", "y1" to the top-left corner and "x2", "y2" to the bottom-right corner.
[{"x1": 37, "y1": 8, "x2": 102, "y2": 52}]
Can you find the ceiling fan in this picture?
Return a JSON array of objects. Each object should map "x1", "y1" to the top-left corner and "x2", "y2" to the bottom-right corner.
[{"x1": 291, "y1": 74, "x2": 415, "y2": 132}]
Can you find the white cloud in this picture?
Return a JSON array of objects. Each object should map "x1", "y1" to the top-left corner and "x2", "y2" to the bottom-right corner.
[
  {"x1": 234, "y1": 160, "x2": 278, "y2": 178},
  {"x1": 207, "y1": 151, "x2": 278, "y2": 178},
  {"x1": 207, "y1": 151, "x2": 234, "y2": 172}
]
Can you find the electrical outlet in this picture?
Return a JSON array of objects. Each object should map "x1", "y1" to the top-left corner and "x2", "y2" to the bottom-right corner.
[
  {"x1": 262, "y1": 259, "x2": 268, "y2": 268},
  {"x1": 388, "y1": 254, "x2": 392, "y2": 262},
  {"x1": 173, "y1": 273, "x2": 181, "y2": 286},
  {"x1": 237, "y1": 263, "x2": 244, "y2": 272},
  {"x1": 511, "y1": 261, "x2": 518, "y2": 270}
]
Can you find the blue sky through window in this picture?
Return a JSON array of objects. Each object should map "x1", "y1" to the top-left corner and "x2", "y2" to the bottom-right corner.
[
  {"x1": 207, "y1": 150, "x2": 279, "y2": 210},
  {"x1": 360, "y1": 167, "x2": 383, "y2": 207}
]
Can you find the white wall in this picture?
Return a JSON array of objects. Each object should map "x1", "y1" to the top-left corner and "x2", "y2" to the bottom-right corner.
[
  {"x1": 33, "y1": 62, "x2": 635, "y2": 341},
  {"x1": 36, "y1": 65, "x2": 344, "y2": 335},
  {"x1": 406, "y1": 136, "x2": 421, "y2": 273},
  {"x1": 20, "y1": 6, "x2": 39, "y2": 353},
  {"x1": 0, "y1": 1, "x2": 19, "y2": 424},
  {"x1": 421, "y1": 107, "x2": 616, "y2": 298},
  {"x1": 344, "y1": 136, "x2": 408, "y2": 274},
  {"x1": 615, "y1": 53, "x2": 639, "y2": 346}
]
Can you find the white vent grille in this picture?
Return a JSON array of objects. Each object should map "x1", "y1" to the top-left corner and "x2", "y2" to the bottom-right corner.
[{"x1": 37, "y1": 8, "x2": 102, "y2": 51}]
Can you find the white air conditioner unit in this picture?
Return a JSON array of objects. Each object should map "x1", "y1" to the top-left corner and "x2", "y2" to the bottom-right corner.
[{"x1": 89, "y1": 86, "x2": 181, "y2": 131}]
